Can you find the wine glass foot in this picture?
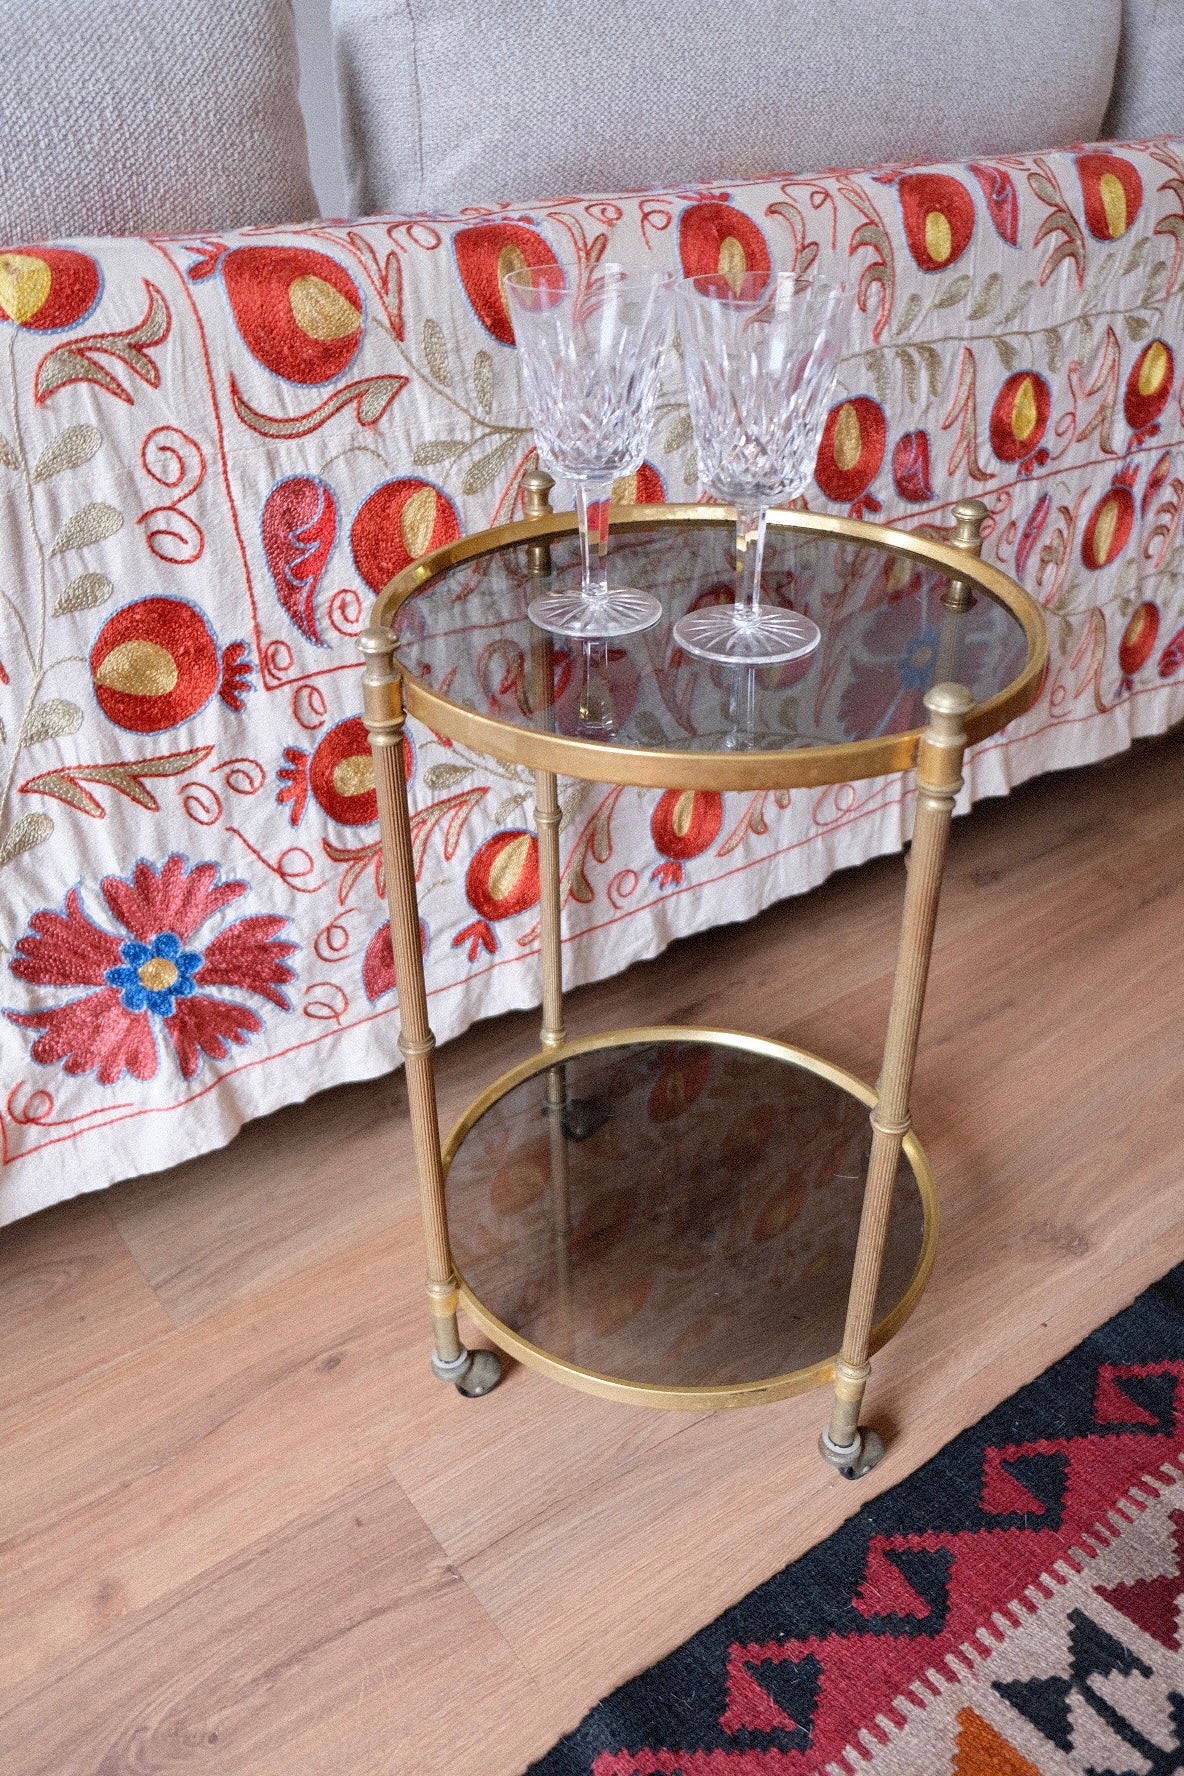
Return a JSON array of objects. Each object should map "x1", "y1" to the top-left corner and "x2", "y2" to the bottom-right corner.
[
  {"x1": 528, "y1": 587, "x2": 662, "y2": 638},
  {"x1": 674, "y1": 607, "x2": 822, "y2": 665}
]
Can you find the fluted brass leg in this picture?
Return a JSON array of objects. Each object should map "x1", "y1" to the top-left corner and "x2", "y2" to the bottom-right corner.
[
  {"x1": 359, "y1": 625, "x2": 500, "y2": 1398},
  {"x1": 534, "y1": 769, "x2": 566, "y2": 1051},
  {"x1": 821, "y1": 681, "x2": 972, "y2": 1476}
]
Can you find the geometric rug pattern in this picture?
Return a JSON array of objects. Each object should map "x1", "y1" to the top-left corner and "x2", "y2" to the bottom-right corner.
[{"x1": 527, "y1": 1264, "x2": 1184, "y2": 1774}]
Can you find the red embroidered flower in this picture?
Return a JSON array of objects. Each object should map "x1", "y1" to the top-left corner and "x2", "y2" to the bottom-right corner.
[{"x1": 7, "y1": 855, "x2": 296, "y2": 1084}]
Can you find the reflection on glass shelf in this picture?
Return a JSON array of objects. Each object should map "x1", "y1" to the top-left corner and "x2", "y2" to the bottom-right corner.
[
  {"x1": 445, "y1": 1039, "x2": 925, "y2": 1390},
  {"x1": 392, "y1": 520, "x2": 1026, "y2": 756}
]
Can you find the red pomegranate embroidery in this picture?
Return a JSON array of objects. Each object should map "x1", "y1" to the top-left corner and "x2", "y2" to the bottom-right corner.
[
  {"x1": 891, "y1": 430, "x2": 934, "y2": 503},
  {"x1": 350, "y1": 478, "x2": 461, "y2": 595},
  {"x1": 650, "y1": 790, "x2": 723, "y2": 887},
  {"x1": 612, "y1": 461, "x2": 666, "y2": 505},
  {"x1": 223, "y1": 246, "x2": 363, "y2": 385},
  {"x1": 1119, "y1": 602, "x2": 1160, "y2": 681},
  {"x1": 90, "y1": 597, "x2": 251, "y2": 734},
  {"x1": 454, "y1": 829, "x2": 541, "y2": 960},
  {"x1": 814, "y1": 398, "x2": 886, "y2": 512},
  {"x1": 647, "y1": 1044, "x2": 712, "y2": 1121},
  {"x1": 989, "y1": 371, "x2": 1051, "y2": 471},
  {"x1": 1081, "y1": 484, "x2": 1135, "y2": 571},
  {"x1": 969, "y1": 163, "x2": 1019, "y2": 246},
  {"x1": 678, "y1": 202, "x2": 771, "y2": 294},
  {"x1": 897, "y1": 173, "x2": 975, "y2": 272},
  {"x1": 0, "y1": 247, "x2": 101, "y2": 330},
  {"x1": 1158, "y1": 624, "x2": 1184, "y2": 679},
  {"x1": 277, "y1": 715, "x2": 411, "y2": 829},
  {"x1": 453, "y1": 222, "x2": 561, "y2": 347},
  {"x1": 261, "y1": 476, "x2": 338, "y2": 647},
  {"x1": 1076, "y1": 153, "x2": 1143, "y2": 240},
  {"x1": 362, "y1": 915, "x2": 427, "y2": 1001},
  {"x1": 1124, "y1": 340, "x2": 1174, "y2": 439}
]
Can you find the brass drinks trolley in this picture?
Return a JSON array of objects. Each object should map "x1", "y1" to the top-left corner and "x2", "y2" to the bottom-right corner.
[{"x1": 359, "y1": 485, "x2": 1045, "y2": 1477}]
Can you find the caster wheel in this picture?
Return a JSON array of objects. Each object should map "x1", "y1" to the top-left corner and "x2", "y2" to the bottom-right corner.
[
  {"x1": 818, "y1": 1426, "x2": 886, "y2": 1480},
  {"x1": 455, "y1": 1349, "x2": 502, "y2": 1397}
]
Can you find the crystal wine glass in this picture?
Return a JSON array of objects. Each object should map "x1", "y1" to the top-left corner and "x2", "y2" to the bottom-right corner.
[
  {"x1": 504, "y1": 261, "x2": 671, "y2": 638},
  {"x1": 674, "y1": 270, "x2": 852, "y2": 664}
]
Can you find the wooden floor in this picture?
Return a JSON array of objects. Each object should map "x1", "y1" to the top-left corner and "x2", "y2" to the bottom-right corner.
[{"x1": 2, "y1": 730, "x2": 1183, "y2": 1774}]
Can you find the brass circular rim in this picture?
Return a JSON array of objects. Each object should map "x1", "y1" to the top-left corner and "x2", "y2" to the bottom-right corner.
[
  {"x1": 372, "y1": 504, "x2": 1047, "y2": 792},
  {"x1": 440, "y1": 1025, "x2": 939, "y2": 1411}
]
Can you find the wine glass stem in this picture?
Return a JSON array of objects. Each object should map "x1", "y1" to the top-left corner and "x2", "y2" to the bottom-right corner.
[
  {"x1": 736, "y1": 503, "x2": 769, "y2": 619},
  {"x1": 576, "y1": 478, "x2": 612, "y2": 601}
]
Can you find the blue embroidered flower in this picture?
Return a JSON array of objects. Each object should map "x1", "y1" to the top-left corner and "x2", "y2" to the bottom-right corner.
[
  {"x1": 104, "y1": 930, "x2": 202, "y2": 1018},
  {"x1": 897, "y1": 625, "x2": 941, "y2": 692}
]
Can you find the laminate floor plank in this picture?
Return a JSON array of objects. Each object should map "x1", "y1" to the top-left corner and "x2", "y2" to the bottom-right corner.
[
  {"x1": 0, "y1": 1196, "x2": 173, "y2": 1416},
  {"x1": 0, "y1": 1472, "x2": 555, "y2": 1776}
]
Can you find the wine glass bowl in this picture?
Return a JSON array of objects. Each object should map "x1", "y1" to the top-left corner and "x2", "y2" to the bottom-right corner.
[
  {"x1": 674, "y1": 269, "x2": 852, "y2": 664},
  {"x1": 504, "y1": 261, "x2": 671, "y2": 638}
]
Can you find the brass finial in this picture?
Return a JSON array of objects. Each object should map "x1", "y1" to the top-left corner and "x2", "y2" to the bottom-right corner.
[{"x1": 522, "y1": 467, "x2": 555, "y2": 520}]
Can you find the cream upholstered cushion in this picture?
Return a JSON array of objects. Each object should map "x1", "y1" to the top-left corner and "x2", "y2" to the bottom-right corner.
[
  {"x1": 1104, "y1": 0, "x2": 1184, "y2": 139},
  {"x1": 0, "y1": 0, "x2": 317, "y2": 242},
  {"x1": 332, "y1": 0, "x2": 1121, "y2": 216}
]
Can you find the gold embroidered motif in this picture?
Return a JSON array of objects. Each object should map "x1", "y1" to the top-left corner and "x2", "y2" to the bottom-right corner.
[
  {"x1": 717, "y1": 236, "x2": 747, "y2": 295},
  {"x1": 488, "y1": 833, "x2": 533, "y2": 904},
  {"x1": 924, "y1": 210, "x2": 952, "y2": 265},
  {"x1": 288, "y1": 276, "x2": 361, "y2": 343},
  {"x1": 0, "y1": 253, "x2": 50, "y2": 323},
  {"x1": 138, "y1": 957, "x2": 179, "y2": 992},
  {"x1": 95, "y1": 639, "x2": 179, "y2": 698},
  {"x1": 1012, "y1": 377, "x2": 1038, "y2": 443},
  {"x1": 834, "y1": 402, "x2": 862, "y2": 473},
  {"x1": 331, "y1": 754, "x2": 376, "y2": 798},
  {"x1": 1138, "y1": 340, "x2": 1169, "y2": 397},
  {"x1": 671, "y1": 792, "x2": 696, "y2": 841},
  {"x1": 401, "y1": 485, "x2": 438, "y2": 559},
  {"x1": 1099, "y1": 171, "x2": 1127, "y2": 238},
  {"x1": 1092, "y1": 495, "x2": 1119, "y2": 567}
]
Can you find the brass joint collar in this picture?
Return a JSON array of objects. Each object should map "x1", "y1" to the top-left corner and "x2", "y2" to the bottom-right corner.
[
  {"x1": 832, "y1": 1358, "x2": 872, "y2": 1397},
  {"x1": 916, "y1": 770, "x2": 965, "y2": 802},
  {"x1": 540, "y1": 1028, "x2": 568, "y2": 1051},
  {"x1": 361, "y1": 676, "x2": 404, "y2": 735},
  {"x1": 426, "y1": 1276, "x2": 460, "y2": 1314},
  {"x1": 870, "y1": 1108, "x2": 912, "y2": 1138},
  {"x1": 398, "y1": 1033, "x2": 436, "y2": 1060}
]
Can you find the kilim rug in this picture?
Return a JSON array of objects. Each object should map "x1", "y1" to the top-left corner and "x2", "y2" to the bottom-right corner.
[{"x1": 527, "y1": 1263, "x2": 1184, "y2": 1775}]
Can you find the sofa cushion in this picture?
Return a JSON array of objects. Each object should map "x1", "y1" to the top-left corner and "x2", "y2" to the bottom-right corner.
[
  {"x1": 332, "y1": 0, "x2": 1120, "y2": 215},
  {"x1": 1104, "y1": 0, "x2": 1184, "y2": 139},
  {"x1": 0, "y1": 0, "x2": 317, "y2": 241}
]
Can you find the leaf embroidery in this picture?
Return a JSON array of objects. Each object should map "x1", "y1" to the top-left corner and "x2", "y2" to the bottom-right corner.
[
  {"x1": 31, "y1": 425, "x2": 102, "y2": 482},
  {"x1": 940, "y1": 345, "x2": 992, "y2": 483},
  {"x1": 49, "y1": 502, "x2": 123, "y2": 556},
  {"x1": 461, "y1": 435, "x2": 517, "y2": 497},
  {"x1": 35, "y1": 282, "x2": 170, "y2": 405},
  {"x1": 423, "y1": 317, "x2": 451, "y2": 386},
  {"x1": 53, "y1": 572, "x2": 113, "y2": 615},
  {"x1": 472, "y1": 350, "x2": 494, "y2": 415},
  {"x1": 0, "y1": 811, "x2": 53, "y2": 868},
  {"x1": 230, "y1": 374, "x2": 408, "y2": 439},
  {"x1": 20, "y1": 699, "x2": 83, "y2": 747},
  {"x1": 18, "y1": 745, "x2": 214, "y2": 817}
]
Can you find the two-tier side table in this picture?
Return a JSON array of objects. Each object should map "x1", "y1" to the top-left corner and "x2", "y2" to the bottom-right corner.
[{"x1": 358, "y1": 483, "x2": 1045, "y2": 1478}]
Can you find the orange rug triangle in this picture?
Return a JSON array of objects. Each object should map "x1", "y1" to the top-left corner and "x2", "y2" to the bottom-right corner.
[{"x1": 954, "y1": 1707, "x2": 1043, "y2": 1775}]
